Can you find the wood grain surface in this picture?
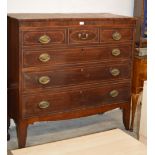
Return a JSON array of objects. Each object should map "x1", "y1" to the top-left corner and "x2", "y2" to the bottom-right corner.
[
  {"x1": 7, "y1": 13, "x2": 136, "y2": 148},
  {"x1": 10, "y1": 129, "x2": 146, "y2": 155}
]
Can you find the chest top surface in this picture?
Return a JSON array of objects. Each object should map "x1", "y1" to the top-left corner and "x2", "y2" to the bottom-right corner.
[{"x1": 7, "y1": 13, "x2": 136, "y2": 21}]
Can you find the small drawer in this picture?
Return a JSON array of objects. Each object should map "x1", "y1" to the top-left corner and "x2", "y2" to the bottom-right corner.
[
  {"x1": 22, "y1": 82, "x2": 131, "y2": 118},
  {"x1": 22, "y1": 29, "x2": 67, "y2": 46},
  {"x1": 69, "y1": 28, "x2": 99, "y2": 45},
  {"x1": 100, "y1": 28, "x2": 133, "y2": 43},
  {"x1": 22, "y1": 63, "x2": 131, "y2": 91},
  {"x1": 23, "y1": 45, "x2": 132, "y2": 68}
]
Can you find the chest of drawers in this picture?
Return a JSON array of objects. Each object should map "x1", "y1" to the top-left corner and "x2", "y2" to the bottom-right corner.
[{"x1": 7, "y1": 13, "x2": 136, "y2": 148}]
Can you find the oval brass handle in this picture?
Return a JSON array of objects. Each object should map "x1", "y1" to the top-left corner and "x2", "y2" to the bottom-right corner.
[
  {"x1": 112, "y1": 48, "x2": 121, "y2": 56},
  {"x1": 112, "y1": 32, "x2": 122, "y2": 41},
  {"x1": 39, "y1": 53, "x2": 51, "y2": 62},
  {"x1": 109, "y1": 90, "x2": 119, "y2": 98},
  {"x1": 38, "y1": 101, "x2": 50, "y2": 109},
  {"x1": 78, "y1": 33, "x2": 89, "y2": 40},
  {"x1": 110, "y1": 68, "x2": 120, "y2": 76},
  {"x1": 39, "y1": 35, "x2": 51, "y2": 44},
  {"x1": 38, "y1": 76, "x2": 50, "y2": 85}
]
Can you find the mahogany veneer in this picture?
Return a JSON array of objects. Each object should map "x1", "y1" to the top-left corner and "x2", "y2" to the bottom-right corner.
[{"x1": 7, "y1": 13, "x2": 136, "y2": 148}]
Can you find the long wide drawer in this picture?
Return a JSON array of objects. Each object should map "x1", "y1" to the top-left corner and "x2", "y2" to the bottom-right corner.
[
  {"x1": 23, "y1": 45, "x2": 132, "y2": 67},
  {"x1": 22, "y1": 63, "x2": 131, "y2": 91},
  {"x1": 22, "y1": 82, "x2": 131, "y2": 118}
]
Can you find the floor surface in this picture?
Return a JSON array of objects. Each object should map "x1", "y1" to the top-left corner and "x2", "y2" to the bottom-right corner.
[{"x1": 7, "y1": 109, "x2": 138, "y2": 150}]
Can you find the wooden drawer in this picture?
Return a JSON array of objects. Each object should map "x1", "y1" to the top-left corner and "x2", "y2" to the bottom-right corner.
[
  {"x1": 22, "y1": 82, "x2": 131, "y2": 118},
  {"x1": 100, "y1": 29, "x2": 133, "y2": 43},
  {"x1": 22, "y1": 63, "x2": 131, "y2": 91},
  {"x1": 22, "y1": 29, "x2": 67, "y2": 46},
  {"x1": 69, "y1": 28, "x2": 99, "y2": 45},
  {"x1": 23, "y1": 45, "x2": 132, "y2": 67}
]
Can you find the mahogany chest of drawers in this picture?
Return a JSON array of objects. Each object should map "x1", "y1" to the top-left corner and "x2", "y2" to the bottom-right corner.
[{"x1": 7, "y1": 13, "x2": 136, "y2": 148}]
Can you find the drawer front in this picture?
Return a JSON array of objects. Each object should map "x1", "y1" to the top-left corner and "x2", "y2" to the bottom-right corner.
[
  {"x1": 22, "y1": 82, "x2": 131, "y2": 118},
  {"x1": 69, "y1": 28, "x2": 99, "y2": 45},
  {"x1": 23, "y1": 64, "x2": 131, "y2": 91},
  {"x1": 100, "y1": 29, "x2": 133, "y2": 43},
  {"x1": 23, "y1": 29, "x2": 66, "y2": 46},
  {"x1": 23, "y1": 45, "x2": 132, "y2": 67}
]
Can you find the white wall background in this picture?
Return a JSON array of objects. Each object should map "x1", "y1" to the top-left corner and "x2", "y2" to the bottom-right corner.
[{"x1": 7, "y1": 0, "x2": 134, "y2": 16}]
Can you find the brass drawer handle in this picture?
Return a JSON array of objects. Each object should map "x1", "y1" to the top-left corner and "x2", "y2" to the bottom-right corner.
[
  {"x1": 39, "y1": 35, "x2": 51, "y2": 44},
  {"x1": 109, "y1": 90, "x2": 119, "y2": 98},
  {"x1": 110, "y1": 68, "x2": 120, "y2": 76},
  {"x1": 38, "y1": 76, "x2": 50, "y2": 85},
  {"x1": 78, "y1": 33, "x2": 89, "y2": 40},
  {"x1": 112, "y1": 48, "x2": 121, "y2": 56},
  {"x1": 39, "y1": 53, "x2": 51, "y2": 62},
  {"x1": 38, "y1": 101, "x2": 50, "y2": 109},
  {"x1": 112, "y1": 32, "x2": 122, "y2": 41}
]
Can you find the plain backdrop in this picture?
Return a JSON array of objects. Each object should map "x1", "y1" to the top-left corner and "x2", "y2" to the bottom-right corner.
[{"x1": 7, "y1": 0, "x2": 134, "y2": 16}]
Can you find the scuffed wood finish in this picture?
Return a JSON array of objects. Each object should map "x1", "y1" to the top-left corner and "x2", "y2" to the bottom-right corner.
[
  {"x1": 22, "y1": 82, "x2": 131, "y2": 118},
  {"x1": 7, "y1": 13, "x2": 135, "y2": 20},
  {"x1": 23, "y1": 45, "x2": 132, "y2": 68},
  {"x1": 7, "y1": 13, "x2": 136, "y2": 148},
  {"x1": 22, "y1": 63, "x2": 131, "y2": 92}
]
